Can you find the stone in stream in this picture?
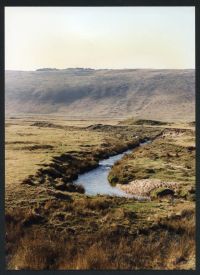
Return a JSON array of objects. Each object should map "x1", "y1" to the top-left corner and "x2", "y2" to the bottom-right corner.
[
  {"x1": 156, "y1": 188, "x2": 175, "y2": 198},
  {"x1": 117, "y1": 179, "x2": 178, "y2": 198},
  {"x1": 54, "y1": 180, "x2": 67, "y2": 191}
]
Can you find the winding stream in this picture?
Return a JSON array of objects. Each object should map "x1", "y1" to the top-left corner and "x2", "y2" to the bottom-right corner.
[{"x1": 74, "y1": 140, "x2": 151, "y2": 197}]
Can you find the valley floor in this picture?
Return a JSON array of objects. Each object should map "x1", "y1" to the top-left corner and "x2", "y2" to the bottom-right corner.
[{"x1": 5, "y1": 116, "x2": 195, "y2": 270}]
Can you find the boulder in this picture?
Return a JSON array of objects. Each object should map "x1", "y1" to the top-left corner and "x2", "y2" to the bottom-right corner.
[
  {"x1": 157, "y1": 188, "x2": 174, "y2": 198},
  {"x1": 150, "y1": 187, "x2": 175, "y2": 199}
]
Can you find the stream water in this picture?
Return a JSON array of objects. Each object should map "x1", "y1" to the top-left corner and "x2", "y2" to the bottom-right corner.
[{"x1": 74, "y1": 140, "x2": 151, "y2": 197}]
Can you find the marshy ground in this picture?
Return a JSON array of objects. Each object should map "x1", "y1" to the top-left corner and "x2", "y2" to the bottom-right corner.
[{"x1": 5, "y1": 116, "x2": 195, "y2": 270}]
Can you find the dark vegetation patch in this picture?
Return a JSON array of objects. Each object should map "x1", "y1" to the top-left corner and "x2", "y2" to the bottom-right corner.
[
  {"x1": 134, "y1": 119, "x2": 168, "y2": 125},
  {"x1": 5, "y1": 123, "x2": 14, "y2": 127},
  {"x1": 6, "y1": 141, "x2": 38, "y2": 145},
  {"x1": 86, "y1": 124, "x2": 126, "y2": 131},
  {"x1": 120, "y1": 118, "x2": 168, "y2": 126},
  {"x1": 46, "y1": 190, "x2": 73, "y2": 200},
  {"x1": 17, "y1": 133, "x2": 37, "y2": 136},
  {"x1": 31, "y1": 121, "x2": 65, "y2": 129},
  {"x1": 188, "y1": 121, "x2": 195, "y2": 127},
  {"x1": 30, "y1": 121, "x2": 79, "y2": 131},
  {"x1": 54, "y1": 181, "x2": 85, "y2": 194},
  {"x1": 21, "y1": 144, "x2": 54, "y2": 151}
]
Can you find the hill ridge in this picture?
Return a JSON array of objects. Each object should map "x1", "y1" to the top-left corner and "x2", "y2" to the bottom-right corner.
[{"x1": 5, "y1": 69, "x2": 195, "y2": 121}]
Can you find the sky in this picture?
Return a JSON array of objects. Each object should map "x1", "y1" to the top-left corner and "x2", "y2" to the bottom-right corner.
[{"x1": 5, "y1": 7, "x2": 195, "y2": 70}]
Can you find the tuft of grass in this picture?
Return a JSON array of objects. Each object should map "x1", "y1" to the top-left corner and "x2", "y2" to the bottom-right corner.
[{"x1": 9, "y1": 232, "x2": 67, "y2": 270}]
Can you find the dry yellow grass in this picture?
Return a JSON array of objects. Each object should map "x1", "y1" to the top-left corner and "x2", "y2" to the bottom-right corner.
[
  {"x1": 6, "y1": 191, "x2": 195, "y2": 270},
  {"x1": 5, "y1": 118, "x2": 108, "y2": 191},
  {"x1": 7, "y1": 205, "x2": 195, "y2": 270}
]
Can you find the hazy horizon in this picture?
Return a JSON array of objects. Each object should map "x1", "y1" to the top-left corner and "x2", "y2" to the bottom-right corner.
[
  {"x1": 5, "y1": 7, "x2": 195, "y2": 71},
  {"x1": 5, "y1": 67, "x2": 195, "y2": 72}
]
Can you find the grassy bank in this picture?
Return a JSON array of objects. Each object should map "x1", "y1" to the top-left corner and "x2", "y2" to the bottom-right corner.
[{"x1": 108, "y1": 128, "x2": 195, "y2": 200}]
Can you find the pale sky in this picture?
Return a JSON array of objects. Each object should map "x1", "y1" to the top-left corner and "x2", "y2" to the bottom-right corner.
[{"x1": 5, "y1": 7, "x2": 195, "y2": 70}]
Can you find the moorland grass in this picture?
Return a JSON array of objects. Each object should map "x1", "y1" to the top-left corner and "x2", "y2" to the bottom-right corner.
[{"x1": 5, "y1": 117, "x2": 195, "y2": 270}]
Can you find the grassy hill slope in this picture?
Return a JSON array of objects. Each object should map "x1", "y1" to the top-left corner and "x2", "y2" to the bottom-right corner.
[{"x1": 5, "y1": 68, "x2": 195, "y2": 121}]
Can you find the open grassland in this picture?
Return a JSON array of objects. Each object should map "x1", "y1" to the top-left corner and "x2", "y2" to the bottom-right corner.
[{"x1": 5, "y1": 116, "x2": 195, "y2": 270}]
